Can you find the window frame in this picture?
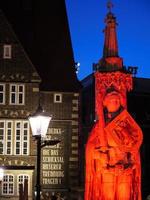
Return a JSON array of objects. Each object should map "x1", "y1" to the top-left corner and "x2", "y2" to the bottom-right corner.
[
  {"x1": 0, "y1": 120, "x2": 5, "y2": 155},
  {"x1": 54, "y1": 93, "x2": 62, "y2": 103},
  {"x1": 5, "y1": 121, "x2": 13, "y2": 155},
  {"x1": 3, "y1": 44, "x2": 12, "y2": 59},
  {"x1": 0, "y1": 84, "x2": 5, "y2": 104},
  {"x1": 0, "y1": 120, "x2": 29, "y2": 156},
  {"x1": 0, "y1": 120, "x2": 13, "y2": 155},
  {"x1": 17, "y1": 174, "x2": 30, "y2": 195},
  {"x1": 2, "y1": 174, "x2": 14, "y2": 195},
  {"x1": 10, "y1": 84, "x2": 25, "y2": 105},
  {"x1": 15, "y1": 121, "x2": 29, "y2": 155}
]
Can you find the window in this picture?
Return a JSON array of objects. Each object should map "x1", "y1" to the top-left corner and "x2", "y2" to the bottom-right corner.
[
  {"x1": 2, "y1": 175, "x2": 14, "y2": 195},
  {"x1": 6, "y1": 121, "x2": 12, "y2": 154},
  {"x1": 0, "y1": 120, "x2": 29, "y2": 155},
  {"x1": 0, "y1": 121, "x2": 5, "y2": 154},
  {"x1": 1, "y1": 174, "x2": 31, "y2": 196},
  {"x1": 54, "y1": 93, "x2": 62, "y2": 103},
  {"x1": 3, "y1": 45, "x2": 12, "y2": 59},
  {"x1": 0, "y1": 84, "x2": 5, "y2": 104},
  {"x1": 10, "y1": 84, "x2": 25, "y2": 105},
  {"x1": 15, "y1": 121, "x2": 29, "y2": 155},
  {"x1": 0, "y1": 121, "x2": 13, "y2": 155},
  {"x1": 18, "y1": 175, "x2": 29, "y2": 195}
]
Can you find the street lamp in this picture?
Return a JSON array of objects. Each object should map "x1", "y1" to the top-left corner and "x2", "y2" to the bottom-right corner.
[
  {"x1": 29, "y1": 105, "x2": 51, "y2": 200},
  {"x1": 29, "y1": 105, "x2": 60, "y2": 200}
]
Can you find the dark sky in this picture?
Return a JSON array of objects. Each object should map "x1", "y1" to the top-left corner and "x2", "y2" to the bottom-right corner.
[{"x1": 66, "y1": 0, "x2": 150, "y2": 80}]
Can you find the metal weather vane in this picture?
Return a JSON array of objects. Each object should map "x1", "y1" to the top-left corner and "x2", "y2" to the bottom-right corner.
[{"x1": 107, "y1": 0, "x2": 114, "y2": 12}]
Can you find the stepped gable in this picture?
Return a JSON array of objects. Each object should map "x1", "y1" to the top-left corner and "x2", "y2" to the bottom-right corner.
[{"x1": 0, "y1": 9, "x2": 41, "y2": 83}]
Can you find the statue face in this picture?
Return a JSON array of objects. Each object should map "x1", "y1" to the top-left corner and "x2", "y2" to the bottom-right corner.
[{"x1": 103, "y1": 91, "x2": 121, "y2": 113}]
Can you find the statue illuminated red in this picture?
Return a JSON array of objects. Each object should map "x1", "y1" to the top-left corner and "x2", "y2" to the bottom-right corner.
[{"x1": 84, "y1": 2, "x2": 143, "y2": 200}]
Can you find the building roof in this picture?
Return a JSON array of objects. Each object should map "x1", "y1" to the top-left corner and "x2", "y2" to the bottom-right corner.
[
  {"x1": 0, "y1": 0, "x2": 81, "y2": 91},
  {"x1": 0, "y1": 9, "x2": 41, "y2": 83},
  {"x1": 133, "y1": 77, "x2": 150, "y2": 94}
]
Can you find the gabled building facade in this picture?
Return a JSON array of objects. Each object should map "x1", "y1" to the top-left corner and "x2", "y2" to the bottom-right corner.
[{"x1": 0, "y1": 9, "x2": 41, "y2": 200}]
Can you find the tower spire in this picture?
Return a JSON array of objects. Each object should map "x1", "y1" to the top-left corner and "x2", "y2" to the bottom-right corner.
[
  {"x1": 103, "y1": 1, "x2": 118, "y2": 57},
  {"x1": 107, "y1": 0, "x2": 113, "y2": 13},
  {"x1": 99, "y1": 1, "x2": 123, "y2": 70}
]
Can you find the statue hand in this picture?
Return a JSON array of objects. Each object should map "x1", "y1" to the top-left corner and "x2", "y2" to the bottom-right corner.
[
  {"x1": 94, "y1": 147, "x2": 109, "y2": 168},
  {"x1": 95, "y1": 146, "x2": 109, "y2": 153}
]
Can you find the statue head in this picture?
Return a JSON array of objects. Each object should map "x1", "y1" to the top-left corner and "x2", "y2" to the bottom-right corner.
[{"x1": 103, "y1": 88, "x2": 122, "y2": 113}]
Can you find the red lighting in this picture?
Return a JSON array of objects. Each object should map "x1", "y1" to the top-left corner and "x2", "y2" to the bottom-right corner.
[{"x1": 84, "y1": 71, "x2": 143, "y2": 200}]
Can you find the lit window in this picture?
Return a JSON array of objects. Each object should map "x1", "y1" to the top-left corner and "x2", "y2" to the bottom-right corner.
[
  {"x1": 10, "y1": 84, "x2": 25, "y2": 105},
  {"x1": 0, "y1": 121, "x2": 5, "y2": 154},
  {"x1": 0, "y1": 120, "x2": 12, "y2": 155},
  {"x1": 0, "y1": 120, "x2": 29, "y2": 155},
  {"x1": 3, "y1": 45, "x2": 12, "y2": 59},
  {"x1": 54, "y1": 93, "x2": 62, "y2": 103},
  {"x1": 15, "y1": 121, "x2": 29, "y2": 155},
  {"x1": 18, "y1": 175, "x2": 29, "y2": 195},
  {"x1": 23, "y1": 122, "x2": 29, "y2": 155},
  {"x1": 0, "y1": 121, "x2": 13, "y2": 155},
  {"x1": 6, "y1": 121, "x2": 12, "y2": 155},
  {"x1": 15, "y1": 122, "x2": 21, "y2": 155},
  {"x1": 2, "y1": 175, "x2": 14, "y2": 195},
  {"x1": 0, "y1": 84, "x2": 5, "y2": 104}
]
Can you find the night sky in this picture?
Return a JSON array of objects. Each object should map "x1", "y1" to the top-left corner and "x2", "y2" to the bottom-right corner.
[{"x1": 66, "y1": 0, "x2": 150, "y2": 80}]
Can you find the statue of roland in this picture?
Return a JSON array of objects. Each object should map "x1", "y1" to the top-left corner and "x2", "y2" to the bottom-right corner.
[{"x1": 85, "y1": 88, "x2": 143, "y2": 200}]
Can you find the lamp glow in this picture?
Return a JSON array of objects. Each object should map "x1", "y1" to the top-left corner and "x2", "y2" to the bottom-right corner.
[
  {"x1": 29, "y1": 115, "x2": 51, "y2": 137},
  {"x1": 29, "y1": 105, "x2": 51, "y2": 137}
]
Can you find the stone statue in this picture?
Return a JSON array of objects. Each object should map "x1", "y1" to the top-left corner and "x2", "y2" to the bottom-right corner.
[
  {"x1": 84, "y1": 1, "x2": 143, "y2": 198},
  {"x1": 85, "y1": 86, "x2": 143, "y2": 200}
]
